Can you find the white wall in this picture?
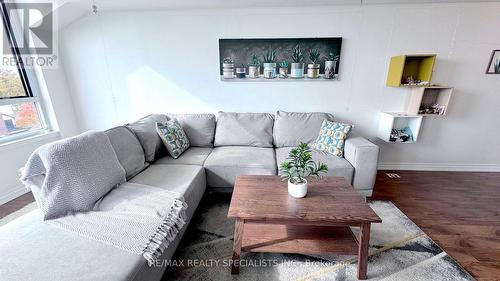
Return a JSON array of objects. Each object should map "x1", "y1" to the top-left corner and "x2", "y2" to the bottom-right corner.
[{"x1": 59, "y1": 2, "x2": 500, "y2": 171}]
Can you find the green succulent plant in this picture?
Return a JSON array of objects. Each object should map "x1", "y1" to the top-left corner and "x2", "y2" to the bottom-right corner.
[
  {"x1": 248, "y1": 54, "x2": 260, "y2": 67},
  {"x1": 223, "y1": 57, "x2": 233, "y2": 64},
  {"x1": 279, "y1": 142, "x2": 328, "y2": 184},
  {"x1": 309, "y1": 49, "x2": 321, "y2": 64},
  {"x1": 263, "y1": 49, "x2": 276, "y2": 63},
  {"x1": 291, "y1": 45, "x2": 304, "y2": 63},
  {"x1": 494, "y1": 59, "x2": 500, "y2": 74},
  {"x1": 279, "y1": 60, "x2": 289, "y2": 68},
  {"x1": 325, "y1": 52, "x2": 340, "y2": 62}
]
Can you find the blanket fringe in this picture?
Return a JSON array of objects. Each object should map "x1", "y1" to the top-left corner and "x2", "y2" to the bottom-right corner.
[{"x1": 142, "y1": 199, "x2": 188, "y2": 265}]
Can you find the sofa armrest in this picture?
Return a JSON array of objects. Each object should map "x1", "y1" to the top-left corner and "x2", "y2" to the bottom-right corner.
[{"x1": 344, "y1": 137, "x2": 379, "y2": 196}]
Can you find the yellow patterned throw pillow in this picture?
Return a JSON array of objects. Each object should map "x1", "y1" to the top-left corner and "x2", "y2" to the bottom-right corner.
[
  {"x1": 311, "y1": 120, "x2": 352, "y2": 157},
  {"x1": 156, "y1": 120, "x2": 190, "y2": 159}
]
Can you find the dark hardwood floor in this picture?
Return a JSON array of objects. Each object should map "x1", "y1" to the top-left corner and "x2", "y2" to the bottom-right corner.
[
  {"x1": 1, "y1": 171, "x2": 500, "y2": 280},
  {"x1": 371, "y1": 170, "x2": 500, "y2": 281},
  {"x1": 0, "y1": 192, "x2": 34, "y2": 219}
]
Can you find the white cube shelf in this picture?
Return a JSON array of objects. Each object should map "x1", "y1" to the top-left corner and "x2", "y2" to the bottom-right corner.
[
  {"x1": 377, "y1": 112, "x2": 423, "y2": 143},
  {"x1": 405, "y1": 86, "x2": 453, "y2": 116}
]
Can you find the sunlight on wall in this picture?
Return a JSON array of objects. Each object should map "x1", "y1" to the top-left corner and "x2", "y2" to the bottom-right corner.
[{"x1": 127, "y1": 66, "x2": 216, "y2": 119}]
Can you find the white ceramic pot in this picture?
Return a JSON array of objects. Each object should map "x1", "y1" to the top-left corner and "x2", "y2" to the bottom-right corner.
[
  {"x1": 288, "y1": 178, "x2": 308, "y2": 198},
  {"x1": 263, "y1": 63, "x2": 277, "y2": 79},
  {"x1": 307, "y1": 63, "x2": 320, "y2": 78},
  {"x1": 248, "y1": 66, "x2": 259, "y2": 78},
  {"x1": 222, "y1": 63, "x2": 234, "y2": 79},
  {"x1": 290, "y1": 62, "x2": 304, "y2": 78},
  {"x1": 324, "y1": 60, "x2": 337, "y2": 79}
]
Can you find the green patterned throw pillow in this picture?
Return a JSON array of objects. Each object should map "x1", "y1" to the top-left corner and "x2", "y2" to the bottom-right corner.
[
  {"x1": 156, "y1": 120, "x2": 190, "y2": 159},
  {"x1": 311, "y1": 120, "x2": 352, "y2": 157}
]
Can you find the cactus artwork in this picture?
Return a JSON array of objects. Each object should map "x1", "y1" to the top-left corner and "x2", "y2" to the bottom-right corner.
[
  {"x1": 263, "y1": 49, "x2": 276, "y2": 63},
  {"x1": 309, "y1": 49, "x2": 321, "y2": 64},
  {"x1": 291, "y1": 45, "x2": 304, "y2": 63}
]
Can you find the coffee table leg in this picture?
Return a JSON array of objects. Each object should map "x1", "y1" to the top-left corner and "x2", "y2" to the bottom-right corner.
[
  {"x1": 231, "y1": 219, "x2": 244, "y2": 274},
  {"x1": 358, "y1": 223, "x2": 370, "y2": 280}
]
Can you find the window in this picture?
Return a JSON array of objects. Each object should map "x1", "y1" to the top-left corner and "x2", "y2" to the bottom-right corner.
[{"x1": 0, "y1": 2, "x2": 47, "y2": 143}]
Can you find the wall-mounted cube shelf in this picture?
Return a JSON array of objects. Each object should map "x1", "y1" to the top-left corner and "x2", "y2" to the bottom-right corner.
[
  {"x1": 405, "y1": 86, "x2": 453, "y2": 116},
  {"x1": 377, "y1": 112, "x2": 423, "y2": 143},
  {"x1": 386, "y1": 54, "x2": 436, "y2": 87}
]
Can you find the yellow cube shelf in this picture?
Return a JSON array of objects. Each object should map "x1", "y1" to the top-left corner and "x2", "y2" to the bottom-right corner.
[{"x1": 386, "y1": 54, "x2": 436, "y2": 87}]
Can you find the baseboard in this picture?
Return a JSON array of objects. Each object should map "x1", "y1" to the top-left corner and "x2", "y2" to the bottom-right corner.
[
  {"x1": 0, "y1": 184, "x2": 28, "y2": 206},
  {"x1": 378, "y1": 162, "x2": 500, "y2": 172}
]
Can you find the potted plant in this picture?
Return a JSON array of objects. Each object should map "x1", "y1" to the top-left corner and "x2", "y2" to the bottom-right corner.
[
  {"x1": 290, "y1": 45, "x2": 304, "y2": 79},
  {"x1": 324, "y1": 52, "x2": 339, "y2": 79},
  {"x1": 236, "y1": 64, "x2": 246, "y2": 78},
  {"x1": 307, "y1": 49, "x2": 321, "y2": 79},
  {"x1": 248, "y1": 54, "x2": 260, "y2": 78},
  {"x1": 279, "y1": 142, "x2": 328, "y2": 198},
  {"x1": 262, "y1": 49, "x2": 277, "y2": 79},
  {"x1": 279, "y1": 60, "x2": 289, "y2": 78},
  {"x1": 222, "y1": 57, "x2": 234, "y2": 79}
]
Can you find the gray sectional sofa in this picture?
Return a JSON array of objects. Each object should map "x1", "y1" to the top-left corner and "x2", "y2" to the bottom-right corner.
[{"x1": 0, "y1": 111, "x2": 379, "y2": 281}]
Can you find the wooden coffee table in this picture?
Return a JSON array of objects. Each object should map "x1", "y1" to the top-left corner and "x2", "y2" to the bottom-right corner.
[{"x1": 227, "y1": 175, "x2": 382, "y2": 280}]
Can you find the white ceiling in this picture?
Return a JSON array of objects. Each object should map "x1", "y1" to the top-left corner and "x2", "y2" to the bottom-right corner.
[{"x1": 52, "y1": 0, "x2": 500, "y2": 29}]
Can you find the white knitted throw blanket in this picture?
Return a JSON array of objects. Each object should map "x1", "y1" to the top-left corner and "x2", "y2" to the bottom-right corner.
[{"x1": 49, "y1": 182, "x2": 188, "y2": 265}]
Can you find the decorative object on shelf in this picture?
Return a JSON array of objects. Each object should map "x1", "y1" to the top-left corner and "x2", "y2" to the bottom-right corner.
[
  {"x1": 248, "y1": 54, "x2": 260, "y2": 79},
  {"x1": 262, "y1": 49, "x2": 277, "y2": 79},
  {"x1": 386, "y1": 54, "x2": 436, "y2": 87},
  {"x1": 222, "y1": 57, "x2": 234, "y2": 79},
  {"x1": 279, "y1": 60, "x2": 289, "y2": 78},
  {"x1": 389, "y1": 127, "x2": 413, "y2": 143},
  {"x1": 486, "y1": 50, "x2": 500, "y2": 74},
  {"x1": 236, "y1": 64, "x2": 246, "y2": 79},
  {"x1": 377, "y1": 112, "x2": 422, "y2": 144},
  {"x1": 307, "y1": 49, "x2": 321, "y2": 79},
  {"x1": 219, "y1": 37, "x2": 342, "y2": 81},
  {"x1": 279, "y1": 142, "x2": 328, "y2": 198},
  {"x1": 405, "y1": 87, "x2": 453, "y2": 116},
  {"x1": 290, "y1": 44, "x2": 305, "y2": 79},
  {"x1": 324, "y1": 52, "x2": 339, "y2": 79}
]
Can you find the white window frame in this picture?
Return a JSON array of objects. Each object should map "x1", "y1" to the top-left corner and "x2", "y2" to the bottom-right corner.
[{"x1": 0, "y1": 1, "x2": 50, "y2": 145}]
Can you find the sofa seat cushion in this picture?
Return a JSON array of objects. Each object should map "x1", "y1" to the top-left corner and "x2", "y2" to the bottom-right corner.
[
  {"x1": 0, "y1": 210, "x2": 144, "y2": 281},
  {"x1": 154, "y1": 147, "x2": 212, "y2": 166},
  {"x1": 0, "y1": 165, "x2": 206, "y2": 281},
  {"x1": 275, "y1": 147, "x2": 354, "y2": 184},
  {"x1": 130, "y1": 164, "x2": 206, "y2": 220},
  {"x1": 214, "y1": 112, "x2": 274, "y2": 147},
  {"x1": 204, "y1": 146, "x2": 277, "y2": 187}
]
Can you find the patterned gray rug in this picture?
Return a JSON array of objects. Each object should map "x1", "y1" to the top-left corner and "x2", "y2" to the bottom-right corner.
[{"x1": 164, "y1": 193, "x2": 474, "y2": 281}]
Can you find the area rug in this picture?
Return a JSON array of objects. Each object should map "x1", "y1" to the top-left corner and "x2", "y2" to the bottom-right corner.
[{"x1": 164, "y1": 193, "x2": 474, "y2": 281}]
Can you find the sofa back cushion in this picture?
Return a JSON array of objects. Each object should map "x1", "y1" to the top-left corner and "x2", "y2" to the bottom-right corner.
[
  {"x1": 273, "y1": 110, "x2": 335, "y2": 147},
  {"x1": 167, "y1": 113, "x2": 215, "y2": 147},
  {"x1": 105, "y1": 126, "x2": 148, "y2": 179},
  {"x1": 127, "y1": 114, "x2": 168, "y2": 162},
  {"x1": 214, "y1": 112, "x2": 274, "y2": 147}
]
